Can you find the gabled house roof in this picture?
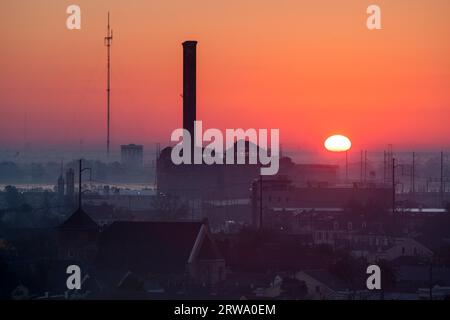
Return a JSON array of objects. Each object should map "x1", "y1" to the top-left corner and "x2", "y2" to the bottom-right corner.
[
  {"x1": 300, "y1": 269, "x2": 349, "y2": 292},
  {"x1": 59, "y1": 208, "x2": 98, "y2": 230},
  {"x1": 95, "y1": 220, "x2": 223, "y2": 275}
]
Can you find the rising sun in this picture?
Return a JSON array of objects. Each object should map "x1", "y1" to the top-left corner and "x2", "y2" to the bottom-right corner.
[{"x1": 324, "y1": 135, "x2": 352, "y2": 152}]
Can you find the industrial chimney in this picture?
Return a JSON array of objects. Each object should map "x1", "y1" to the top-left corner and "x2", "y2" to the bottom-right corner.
[{"x1": 182, "y1": 41, "x2": 197, "y2": 140}]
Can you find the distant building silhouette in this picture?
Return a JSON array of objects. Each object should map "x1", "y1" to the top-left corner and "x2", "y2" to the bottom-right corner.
[
  {"x1": 251, "y1": 177, "x2": 393, "y2": 229},
  {"x1": 158, "y1": 140, "x2": 261, "y2": 199},
  {"x1": 96, "y1": 220, "x2": 225, "y2": 287},
  {"x1": 121, "y1": 144, "x2": 144, "y2": 168},
  {"x1": 56, "y1": 210, "x2": 226, "y2": 289},
  {"x1": 157, "y1": 41, "x2": 343, "y2": 202}
]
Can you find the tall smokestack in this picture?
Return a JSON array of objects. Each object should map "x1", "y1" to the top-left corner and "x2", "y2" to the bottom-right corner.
[{"x1": 182, "y1": 41, "x2": 197, "y2": 139}]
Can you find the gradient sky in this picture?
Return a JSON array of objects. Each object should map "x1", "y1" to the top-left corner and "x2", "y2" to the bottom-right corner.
[{"x1": 0, "y1": 0, "x2": 449, "y2": 152}]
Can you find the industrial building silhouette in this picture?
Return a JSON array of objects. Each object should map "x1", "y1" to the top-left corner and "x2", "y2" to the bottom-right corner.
[{"x1": 156, "y1": 41, "x2": 343, "y2": 200}]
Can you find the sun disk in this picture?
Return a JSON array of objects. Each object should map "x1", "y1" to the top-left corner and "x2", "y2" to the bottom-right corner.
[{"x1": 324, "y1": 135, "x2": 351, "y2": 152}]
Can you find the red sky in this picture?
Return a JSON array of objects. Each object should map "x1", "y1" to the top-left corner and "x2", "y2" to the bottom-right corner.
[{"x1": 0, "y1": 0, "x2": 449, "y2": 152}]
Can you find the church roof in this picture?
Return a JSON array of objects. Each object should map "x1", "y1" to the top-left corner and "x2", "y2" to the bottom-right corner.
[{"x1": 59, "y1": 207, "x2": 98, "y2": 230}]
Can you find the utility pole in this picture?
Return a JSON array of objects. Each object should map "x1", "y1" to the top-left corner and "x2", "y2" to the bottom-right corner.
[
  {"x1": 23, "y1": 112, "x2": 28, "y2": 155},
  {"x1": 440, "y1": 151, "x2": 444, "y2": 207},
  {"x1": 259, "y1": 175, "x2": 263, "y2": 229},
  {"x1": 78, "y1": 159, "x2": 92, "y2": 209},
  {"x1": 345, "y1": 150, "x2": 348, "y2": 182},
  {"x1": 387, "y1": 144, "x2": 393, "y2": 183},
  {"x1": 78, "y1": 159, "x2": 82, "y2": 208},
  {"x1": 155, "y1": 142, "x2": 161, "y2": 189},
  {"x1": 364, "y1": 150, "x2": 368, "y2": 182},
  {"x1": 360, "y1": 150, "x2": 363, "y2": 183},
  {"x1": 412, "y1": 152, "x2": 415, "y2": 195},
  {"x1": 392, "y1": 157, "x2": 396, "y2": 214},
  {"x1": 105, "y1": 12, "x2": 113, "y2": 158}
]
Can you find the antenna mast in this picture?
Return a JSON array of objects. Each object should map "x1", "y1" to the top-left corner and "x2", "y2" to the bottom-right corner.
[{"x1": 105, "y1": 12, "x2": 113, "y2": 158}]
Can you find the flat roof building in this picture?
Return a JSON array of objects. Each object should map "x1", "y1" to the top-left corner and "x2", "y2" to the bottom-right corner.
[{"x1": 121, "y1": 144, "x2": 144, "y2": 168}]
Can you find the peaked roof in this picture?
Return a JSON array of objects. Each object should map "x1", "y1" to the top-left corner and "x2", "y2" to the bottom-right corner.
[
  {"x1": 301, "y1": 269, "x2": 349, "y2": 292},
  {"x1": 59, "y1": 208, "x2": 98, "y2": 229},
  {"x1": 96, "y1": 221, "x2": 220, "y2": 274}
]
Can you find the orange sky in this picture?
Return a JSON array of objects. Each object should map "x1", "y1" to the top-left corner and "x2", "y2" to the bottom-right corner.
[{"x1": 0, "y1": 0, "x2": 449, "y2": 152}]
